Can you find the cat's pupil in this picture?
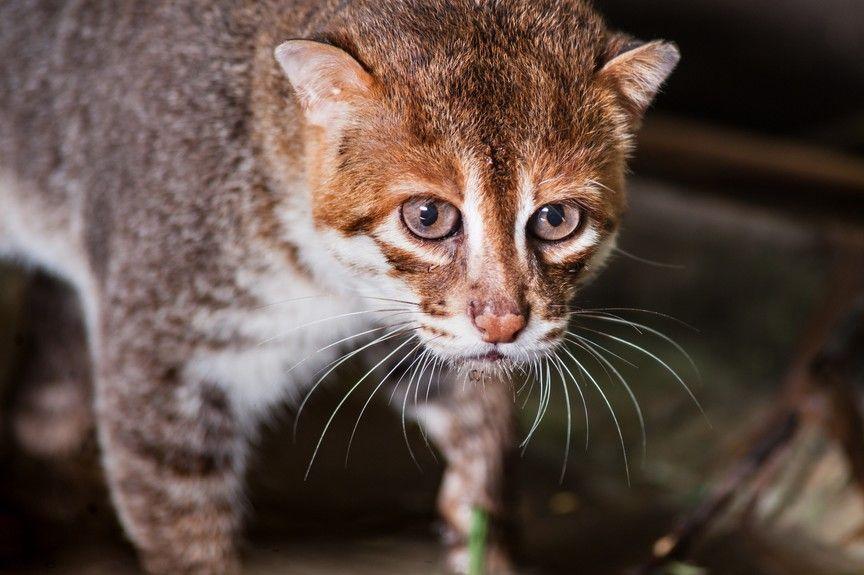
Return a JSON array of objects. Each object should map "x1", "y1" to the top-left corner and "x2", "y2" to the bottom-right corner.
[
  {"x1": 419, "y1": 203, "x2": 439, "y2": 227},
  {"x1": 545, "y1": 204, "x2": 565, "y2": 227}
]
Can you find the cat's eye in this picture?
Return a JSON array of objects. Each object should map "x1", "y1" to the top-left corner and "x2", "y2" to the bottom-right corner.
[
  {"x1": 401, "y1": 197, "x2": 461, "y2": 240},
  {"x1": 528, "y1": 203, "x2": 582, "y2": 242}
]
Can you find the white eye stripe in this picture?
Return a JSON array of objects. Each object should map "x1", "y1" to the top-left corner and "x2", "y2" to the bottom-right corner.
[
  {"x1": 373, "y1": 211, "x2": 451, "y2": 266},
  {"x1": 461, "y1": 163, "x2": 488, "y2": 276},
  {"x1": 514, "y1": 169, "x2": 536, "y2": 262},
  {"x1": 542, "y1": 224, "x2": 601, "y2": 263}
]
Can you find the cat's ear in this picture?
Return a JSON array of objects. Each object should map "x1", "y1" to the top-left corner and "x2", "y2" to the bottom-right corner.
[
  {"x1": 274, "y1": 40, "x2": 377, "y2": 127},
  {"x1": 599, "y1": 33, "x2": 680, "y2": 116}
]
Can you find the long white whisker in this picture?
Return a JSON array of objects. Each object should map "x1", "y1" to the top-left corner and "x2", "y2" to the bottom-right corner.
[
  {"x1": 565, "y1": 334, "x2": 637, "y2": 368},
  {"x1": 255, "y1": 293, "x2": 420, "y2": 311},
  {"x1": 388, "y1": 349, "x2": 424, "y2": 405},
  {"x1": 574, "y1": 325, "x2": 708, "y2": 423},
  {"x1": 293, "y1": 327, "x2": 411, "y2": 439},
  {"x1": 344, "y1": 338, "x2": 427, "y2": 465},
  {"x1": 612, "y1": 247, "x2": 686, "y2": 270},
  {"x1": 550, "y1": 354, "x2": 573, "y2": 483},
  {"x1": 284, "y1": 319, "x2": 417, "y2": 382},
  {"x1": 559, "y1": 345, "x2": 631, "y2": 485},
  {"x1": 305, "y1": 335, "x2": 418, "y2": 479},
  {"x1": 515, "y1": 369, "x2": 532, "y2": 397},
  {"x1": 554, "y1": 347, "x2": 590, "y2": 450},
  {"x1": 401, "y1": 349, "x2": 433, "y2": 469},
  {"x1": 521, "y1": 356, "x2": 551, "y2": 451},
  {"x1": 520, "y1": 361, "x2": 537, "y2": 409},
  {"x1": 391, "y1": 348, "x2": 428, "y2": 404},
  {"x1": 569, "y1": 334, "x2": 646, "y2": 463},
  {"x1": 577, "y1": 307, "x2": 698, "y2": 331},
  {"x1": 425, "y1": 356, "x2": 442, "y2": 403},
  {"x1": 258, "y1": 308, "x2": 417, "y2": 346},
  {"x1": 571, "y1": 309, "x2": 644, "y2": 335},
  {"x1": 576, "y1": 314, "x2": 700, "y2": 377},
  {"x1": 410, "y1": 351, "x2": 440, "y2": 462},
  {"x1": 353, "y1": 295, "x2": 421, "y2": 307},
  {"x1": 413, "y1": 350, "x2": 435, "y2": 406}
]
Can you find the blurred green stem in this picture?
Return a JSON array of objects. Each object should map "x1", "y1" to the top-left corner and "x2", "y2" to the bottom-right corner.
[{"x1": 469, "y1": 507, "x2": 488, "y2": 575}]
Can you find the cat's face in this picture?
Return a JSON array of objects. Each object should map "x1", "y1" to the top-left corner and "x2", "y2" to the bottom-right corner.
[{"x1": 275, "y1": 15, "x2": 678, "y2": 369}]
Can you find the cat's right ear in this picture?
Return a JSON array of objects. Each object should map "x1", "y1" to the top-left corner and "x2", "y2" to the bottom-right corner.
[
  {"x1": 599, "y1": 33, "x2": 680, "y2": 119},
  {"x1": 274, "y1": 40, "x2": 377, "y2": 128}
]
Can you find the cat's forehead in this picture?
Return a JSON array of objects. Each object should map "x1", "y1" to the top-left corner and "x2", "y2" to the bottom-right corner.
[
  {"x1": 332, "y1": 0, "x2": 611, "y2": 138},
  {"x1": 354, "y1": 18, "x2": 619, "y2": 193}
]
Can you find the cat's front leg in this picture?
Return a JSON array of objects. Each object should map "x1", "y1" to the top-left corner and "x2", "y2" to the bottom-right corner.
[
  {"x1": 95, "y1": 332, "x2": 246, "y2": 574},
  {"x1": 415, "y1": 377, "x2": 519, "y2": 574}
]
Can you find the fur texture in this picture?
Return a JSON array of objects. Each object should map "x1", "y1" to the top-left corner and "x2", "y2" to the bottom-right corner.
[{"x1": 0, "y1": 1, "x2": 677, "y2": 573}]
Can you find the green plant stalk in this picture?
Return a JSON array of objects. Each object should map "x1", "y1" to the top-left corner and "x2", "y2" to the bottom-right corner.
[{"x1": 468, "y1": 507, "x2": 488, "y2": 575}]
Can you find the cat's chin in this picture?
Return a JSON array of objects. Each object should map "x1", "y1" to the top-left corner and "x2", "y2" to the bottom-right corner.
[
  {"x1": 453, "y1": 350, "x2": 518, "y2": 373},
  {"x1": 470, "y1": 350, "x2": 506, "y2": 362}
]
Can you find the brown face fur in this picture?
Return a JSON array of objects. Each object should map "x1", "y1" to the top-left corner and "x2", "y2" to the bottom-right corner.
[{"x1": 274, "y1": 0, "x2": 678, "y2": 365}]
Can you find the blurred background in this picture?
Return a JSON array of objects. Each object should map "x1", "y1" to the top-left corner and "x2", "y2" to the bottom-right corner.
[{"x1": 1, "y1": 1, "x2": 863, "y2": 573}]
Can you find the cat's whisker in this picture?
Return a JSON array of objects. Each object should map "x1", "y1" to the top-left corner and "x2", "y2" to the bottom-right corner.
[
  {"x1": 391, "y1": 347, "x2": 428, "y2": 405},
  {"x1": 424, "y1": 356, "x2": 443, "y2": 403},
  {"x1": 254, "y1": 293, "x2": 420, "y2": 311},
  {"x1": 521, "y1": 354, "x2": 552, "y2": 452},
  {"x1": 258, "y1": 307, "x2": 419, "y2": 347},
  {"x1": 569, "y1": 309, "x2": 644, "y2": 335},
  {"x1": 253, "y1": 294, "x2": 329, "y2": 311},
  {"x1": 550, "y1": 354, "x2": 573, "y2": 483},
  {"x1": 400, "y1": 382, "x2": 421, "y2": 470},
  {"x1": 305, "y1": 334, "x2": 419, "y2": 480},
  {"x1": 417, "y1": 356, "x2": 443, "y2": 463},
  {"x1": 283, "y1": 318, "x2": 418, "y2": 382},
  {"x1": 565, "y1": 330, "x2": 637, "y2": 367},
  {"x1": 553, "y1": 348, "x2": 590, "y2": 450},
  {"x1": 573, "y1": 325, "x2": 709, "y2": 425},
  {"x1": 567, "y1": 334, "x2": 646, "y2": 463},
  {"x1": 515, "y1": 369, "x2": 531, "y2": 397},
  {"x1": 401, "y1": 348, "x2": 435, "y2": 469},
  {"x1": 409, "y1": 350, "x2": 439, "y2": 459},
  {"x1": 352, "y1": 295, "x2": 421, "y2": 308},
  {"x1": 613, "y1": 247, "x2": 686, "y2": 270},
  {"x1": 521, "y1": 356, "x2": 539, "y2": 409},
  {"x1": 559, "y1": 344, "x2": 631, "y2": 485},
  {"x1": 413, "y1": 350, "x2": 435, "y2": 406},
  {"x1": 293, "y1": 326, "x2": 414, "y2": 440},
  {"x1": 576, "y1": 307, "x2": 698, "y2": 332},
  {"x1": 344, "y1": 337, "x2": 427, "y2": 466},
  {"x1": 575, "y1": 313, "x2": 700, "y2": 377}
]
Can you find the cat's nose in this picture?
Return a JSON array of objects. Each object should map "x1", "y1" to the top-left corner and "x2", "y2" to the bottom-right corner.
[{"x1": 469, "y1": 300, "x2": 527, "y2": 344}]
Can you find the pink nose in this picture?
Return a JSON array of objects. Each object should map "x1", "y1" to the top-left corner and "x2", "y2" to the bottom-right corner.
[{"x1": 469, "y1": 301, "x2": 527, "y2": 344}]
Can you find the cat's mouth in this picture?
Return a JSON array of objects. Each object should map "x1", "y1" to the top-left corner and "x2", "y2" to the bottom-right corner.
[{"x1": 469, "y1": 350, "x2": 505, "y2": 362}]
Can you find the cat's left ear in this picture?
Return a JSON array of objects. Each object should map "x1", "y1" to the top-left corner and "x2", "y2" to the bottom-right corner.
[
  {"x1": 599, "y1": 33, "x2": 680, "y2": 117},
  {"x1": 274, "y1": 40, "x2": 377, "y2": 128}
]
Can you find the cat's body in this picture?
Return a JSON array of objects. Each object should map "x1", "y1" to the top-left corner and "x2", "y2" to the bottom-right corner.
[
  {"x1": 0, "y1": 1, "x2": 363, "y2": 417},
  {"x1": 0, "y1": 1, "x2": 678, "y2": 573}
]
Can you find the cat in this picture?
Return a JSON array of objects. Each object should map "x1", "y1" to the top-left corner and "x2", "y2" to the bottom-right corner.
[{"x1": 0, "y1": 0, "x2": 678, "y2": 573}]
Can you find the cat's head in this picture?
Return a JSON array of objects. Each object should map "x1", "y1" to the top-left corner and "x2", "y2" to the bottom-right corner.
[{"x1": 273, "y1": 1, "x2": 678, "y2": 369}]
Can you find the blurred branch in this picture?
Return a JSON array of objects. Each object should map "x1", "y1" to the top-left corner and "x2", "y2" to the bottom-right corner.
[
  {"x1": 633, "y1": 251, "x2": 864, "y2": 574},
  {"x1": 634, "y1": 116, "x2": 864, "y2": 228}
]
